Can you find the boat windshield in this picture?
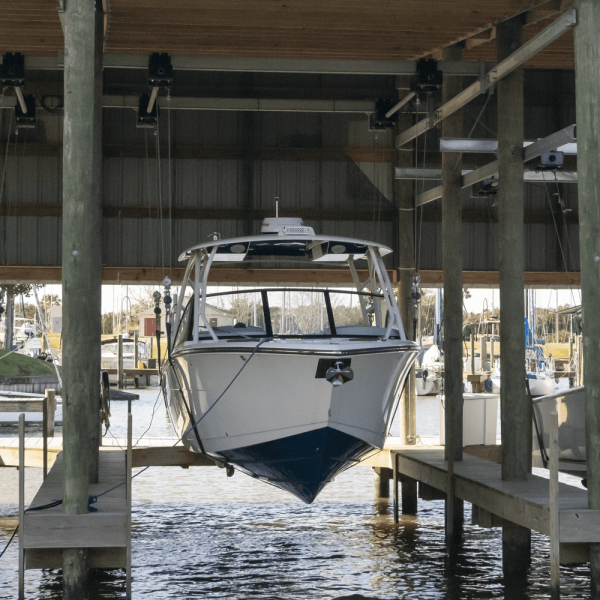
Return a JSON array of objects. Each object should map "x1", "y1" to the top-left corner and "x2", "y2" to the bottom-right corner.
[{"x1": 175, "y1": 288, "x2": 401, "y2": 345}]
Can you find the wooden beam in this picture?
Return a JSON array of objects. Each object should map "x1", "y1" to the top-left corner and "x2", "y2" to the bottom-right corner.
[
  {"x1": 131, "y1": 446, "x2": 216, "y2": 468},
  {"x1": 0, "y1": 203, "x2": 579, "y2": 226},
  {"x1": 419, "y1": 270, "x2": 581, "y2": 287},
  {"x1": 0, "y1": 266, "x2": 581, "y2": 286}
]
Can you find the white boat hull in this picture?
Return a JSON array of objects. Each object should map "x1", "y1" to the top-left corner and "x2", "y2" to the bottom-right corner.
[
  {"x1": 532, "y1": 386, "x2": 585, "y2": 464},
  {"x1": 163, "y1": 338, "x2": 418, "y2": 502},
  {"x1": 490, "y1": 372, "x2": 556, "y2": 397}
]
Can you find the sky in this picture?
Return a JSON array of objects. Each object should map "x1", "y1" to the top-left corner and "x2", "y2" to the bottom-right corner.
[{"x1": 32, "y1": 283, "x2": 583, "y2": 316}]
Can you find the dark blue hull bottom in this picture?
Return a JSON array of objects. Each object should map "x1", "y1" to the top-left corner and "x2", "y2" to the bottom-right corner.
[{"x1": 219, "y1": 427, "x2": 374, "y2": 503}]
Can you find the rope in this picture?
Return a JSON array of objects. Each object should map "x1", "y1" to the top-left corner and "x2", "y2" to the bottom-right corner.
[
  {"x1": 0, "y1": 108, "x2": 14, "y2": 265},
  {"x1": 0, "y1": 525, "x2": 18, "y2": 559}
]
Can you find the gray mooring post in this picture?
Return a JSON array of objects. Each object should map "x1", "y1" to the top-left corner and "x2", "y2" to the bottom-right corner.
[
  {"x1": 394, "y1": 75, "x2": 418, "y2": 515},
  {"x1": 496, "y1": 15, "x2": 531, "y2": 580},
  {"x1": 574, "y1": 2, "x2": 600, "y2": 595},
  {"x1": 59, "y1": 0, "x2": 103, "y2": 595},
  {"x1": 441, "y1": 42, "x2": 464, "y2": 546},
  {"x1": 118, "y1": 333, "x2": 124, "y2": 389},
  {"x1": 18, "y1": 413, "x2": 24, "y2": 600}
]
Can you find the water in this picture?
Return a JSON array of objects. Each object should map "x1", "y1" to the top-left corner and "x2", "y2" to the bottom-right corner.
[{"x1": 0, "y1": 385, "x2": 591, "y2": 599}]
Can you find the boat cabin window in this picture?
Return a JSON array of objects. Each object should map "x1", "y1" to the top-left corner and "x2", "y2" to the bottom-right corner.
[{"x1": 175, "y1": 288, "x2": 401, "y2": 344}]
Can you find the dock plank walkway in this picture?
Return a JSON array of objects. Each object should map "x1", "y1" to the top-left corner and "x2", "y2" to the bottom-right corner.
[
  {"x1": 23, "y1": 447, "x2": 128, "y2": 570},
  {"x1": 390, "y1": 446, "x2": 596, "y2": 546}
]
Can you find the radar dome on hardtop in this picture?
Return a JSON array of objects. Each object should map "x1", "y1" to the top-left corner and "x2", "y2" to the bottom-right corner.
[{"x1": 178, "y1": 217, "x2": 392, "y2": 263}]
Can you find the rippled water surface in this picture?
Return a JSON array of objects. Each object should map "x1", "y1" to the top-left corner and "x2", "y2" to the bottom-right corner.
[{"x1": 0, "y1": 385, "x2": 591, "y2": 599}]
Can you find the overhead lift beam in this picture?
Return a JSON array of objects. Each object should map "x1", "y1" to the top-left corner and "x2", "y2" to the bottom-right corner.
[
  {"x1": 16, "y1": 54, "x2": 494, "y2": 76},
  {"x1": 395, "y1": 9, "x2": 577, "y2": 149},
  {"x1": 408, "y1": 125, "x2": 577, "y2": 206}
]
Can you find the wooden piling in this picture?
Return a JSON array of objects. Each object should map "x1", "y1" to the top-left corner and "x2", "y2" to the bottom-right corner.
[
  {"x1": 442, "y1": 42, "x2": 464, "y2": 545},
  {"x1": 549, "y1": 412, "x2": 560, "y2": 599},
  {"x1": 59, "y1": 0, "x2": 103, "y2": 594},
  {"x1": 373, "y1": 468, "x2": 390, "y2": 500},
  {"x1": 393, "y1": 453, "x2": 399, "y2": 524},
  {"x1": 400, "y1": 477, "x2": 418, "y2": 515},
  {"x1": 395, "y1": 75, "x2": 417, "y2": 448},
  {"x1": 497, "y1": 14, "x2": 531, "y2": 577},
  {"x1": 126, "y1": 412, "x2": 132, "y2": 599},
  {"x1": 18, "y1": 413, "x2": 24, "y2": 600},
  {"x1": 43, "y1": 395, "x2": 48, "y2": 480},
  {"x1": 574, "y1": 1, "x2": 600, "y2": 595}
]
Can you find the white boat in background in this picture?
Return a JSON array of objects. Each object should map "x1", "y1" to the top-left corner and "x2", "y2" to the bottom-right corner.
[
  {"x1": 531, "y1": 386, "x2": 585, "y2": 476},
  {"x1": 101, "y1": 337, "x2": 149, "y2": 383},
  {"x1": 161, "y1": 217, "x2": 420, "y2": 503},
  {"x1": 416, "y1": 344, "x2": 444, "y2": 395}
]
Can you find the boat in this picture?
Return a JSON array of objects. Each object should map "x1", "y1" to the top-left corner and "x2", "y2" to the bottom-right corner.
[
  {"x1": 101, "y1": 337, "x2": 149, "y2": 383},
  {"x1": 161, "y1": 217, "x2": 420, "y2": 503},
  {"x1": 415, "y1": 290, "x2": 444, "y2": 396},
  {"x1": 531, "y1": 386, "x2": 585, "y2": 478},
  {"x1": 416, "y1": 344, "x2": 444, "y2": 395},
  {"x1": 490, "y1": 316, "x2": 556, "y2": 396}
]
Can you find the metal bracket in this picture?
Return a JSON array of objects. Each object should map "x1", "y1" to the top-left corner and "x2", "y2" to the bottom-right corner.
[
  {"x1": 0, "y1": 53, "x2": 25, "y2": 87},
  {"x1": 15, "y1": 94, "x2": 36, "y2": 128},
  {"x1": 136, "y1": 93, "x2": 158, "y2": 128},
  {"x1": 136, "y1": 53, "x2": 173, "y2": 128}
]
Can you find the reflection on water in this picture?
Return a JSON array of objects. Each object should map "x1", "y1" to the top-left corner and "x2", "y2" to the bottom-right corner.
[{"x1": 0, "y1": 387, "x2": 591, "y2": 599}]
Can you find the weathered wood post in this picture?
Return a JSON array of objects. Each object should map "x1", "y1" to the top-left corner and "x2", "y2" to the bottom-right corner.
[
  {"x1": 496, "y1": 15, "x2": 531, "y2": 580},
  {"x1": 18, "y1": 413, "x2": 24, "y2": 600},
  {"x1": 442, "y1": 42, "x2": 465, "y2": 546},
  {"x1": 395, "y1": 75, "x2": 418, "y2": 514},
  {"x1": 549, "y1": 411, "x2": 560, "y2": 599},
  {"x1": 59, "y1": 0, "x2": 103, "y2": 595},
  {"x1": 373, "y1": 467, "x2": 390, "y2": 500},
  {"x1": 574, "y1": 1, "x2": 600, "y2": 594}
]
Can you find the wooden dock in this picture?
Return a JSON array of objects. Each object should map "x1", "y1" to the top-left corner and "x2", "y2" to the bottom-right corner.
[
  {"x1": 367, "y1": 444, "x2": 598, "y2": 564},
  {"x1": 7, "y1": 434, "x2": 599, "y2": 579},
  {"x1": 0, "y1": 436, "x2": 216, "y2": 469},
  {"x1": 23, "y1": 448, "x2": 128, "y2": 569}
]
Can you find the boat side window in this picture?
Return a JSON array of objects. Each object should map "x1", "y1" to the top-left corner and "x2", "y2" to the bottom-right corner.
[{"x1": 328, "y1": 291, "x2": 399, "y2": 338}]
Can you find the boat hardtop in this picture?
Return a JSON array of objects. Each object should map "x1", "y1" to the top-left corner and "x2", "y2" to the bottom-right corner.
[{"x1": 178, "y1": 218, "x2": 392, "y2": 263}]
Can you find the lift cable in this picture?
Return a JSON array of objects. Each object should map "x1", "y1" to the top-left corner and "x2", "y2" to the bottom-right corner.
[
  {"x1": 539, "y1": 171, "x2": 581, "y2": 307},
  {"x1": 144, "y1": 128, "x2": 155, "y2": 273},
  {"x1": 155, "y1": 115, "x2": 165, "y2": 281},
  {"x1": 0, "y1": 108, "x2": 14, "y2": 264},
  {"x1": 167, "y1": 89, "x2": 173, "y2": 280}
]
